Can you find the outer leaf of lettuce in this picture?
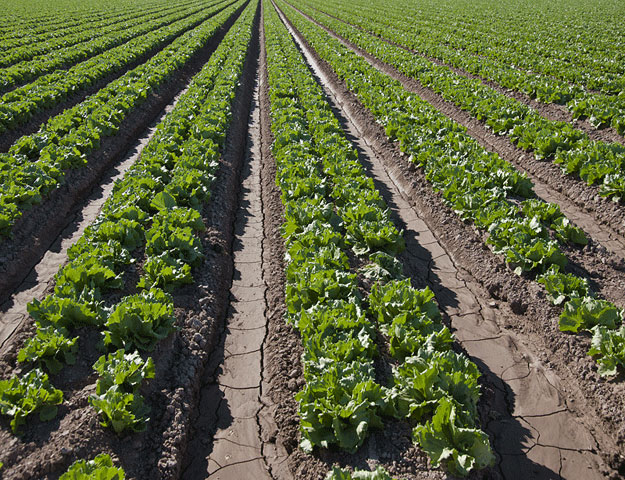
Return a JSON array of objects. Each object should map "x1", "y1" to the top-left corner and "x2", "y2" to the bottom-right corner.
[
  {"x1": 325, "y1": 465, "x2": 397, "y2": 480},
  {"x1": 537, "y1": 266, "x2": 588, "y2": 306},
  {"x1": 412, "y1": 398, "x2": 495, "y2": 477},
  {"x1": 297, "y1": 361, "x2": 385, "y2": 453},
  {"x1": 93, "y1": 349, "x2": 155, "y2": 395},
  {"x1": 59, "y1": 453, "x2": 125, "y2": 480},
  {"x1": 88, "y1": 387, "x2": 148, "y2": 434},
  {"x1": 17, "y1": 325, "x2": 78, "y2": 374},
  {"x1": 102, "y1": 288, "x2": 176, "y2": 352},
  {"x1": 559, "y1": 296, "x2": 622, "y2": 333},
  {"x1": 588, "y1": 325, "x2": 625, "y2": 377},
  {"x1": 0, "y1": 368, "x2": 63, "y2": 433}
]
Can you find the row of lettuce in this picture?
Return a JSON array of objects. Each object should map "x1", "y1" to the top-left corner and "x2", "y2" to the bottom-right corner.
[
  {"x1": 294, "y1": 0, "x2": 625, "y2": 202},
  {"x1": 0, "y1": 6, "x2": 150, "y2": 48},
  {"x1": 276, "y1": 1, "x2": 625, "y2": 378},
  {"x1": 376, "y1": 0, "x2": 625, "y2": 93},
  {"x1": 0, "y1": 0, "x2": 243, "y2": 238},
  {"x1": 302, "y1": 0, "x2": 625, "y2": 136},
  {"x1": 0, "y1": 0, "x2": 235, "y2": 133},
  {"x1": 265, "y1": 2, "x2": 494, "y2": 475},
  {"x1": 0, "y1": 0, "x2": 202, "y2": 67},
  {"x1": 0, "y1": 0, "x2": 178, "y2": 46},
  {"x1": 0, "y1": 0, "x2": 256, "y2": 473},
  {"x1": 0, "y1": 0, "x2": 218, "y2": 94}
]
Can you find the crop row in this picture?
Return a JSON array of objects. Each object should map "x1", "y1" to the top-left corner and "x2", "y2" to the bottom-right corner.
[
  {"x1": 0, "y1": 0, "x2": 255, "y2": 458},
  {"x1": 292, "y1": 1, "x2": 625, "y2": 202},
  {"x1": 0, "y1": 0, "x2": 237, "y2": 135},
  {"x1": 265, "y1": 2, "x2": 493, "y2": 475},
  {"x1": 0, "y1": 0, "x2": 201, "y2": 67},
  {"x1": 0, "y1": 0, "x2": 176, "y2": 46},
  {"x1": 301, "y1": 0, "x2": 625, "y2": 138},
  {"x1": 0, "y1": 0, "x2": 214, "y2": 92},
  {"x1": 320, "y1": 0, "x2": 625, "y2": 94},
  {"x1": 277, "y1": 1, "x2": 625, "y2": 378},
  {"x1": 0, "y1": 0, "x2": 243, "y2": 238}
]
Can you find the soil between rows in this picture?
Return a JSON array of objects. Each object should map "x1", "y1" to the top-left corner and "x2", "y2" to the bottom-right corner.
[
  {"x1": 274, "y1": 2, "x2": 625, "y2": 477},
  {"x1": 0, "y1": 0, "x2": 248, "y2": 308},
  {"x1": 0, "y1": 2, "x2": 259, "y2": 477}
]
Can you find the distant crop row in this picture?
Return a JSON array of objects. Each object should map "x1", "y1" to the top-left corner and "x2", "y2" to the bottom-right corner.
[
  {"x1": 294, "y1": 0, "x2": 625, "y2": 202},
  {"x1": 0, "y1": 0, "x2": 216, "y2": 93},
  {"x1": 303, "y1": 0, "x2": 625, "y2": 134},
  {"x1": 0, "y1": 0, "x2": 242, "y2": 238}
]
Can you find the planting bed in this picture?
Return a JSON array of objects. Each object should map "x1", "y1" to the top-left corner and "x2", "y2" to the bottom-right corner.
[{"x1": 1, "y1": 0, "x2": 625, "y2": 479}]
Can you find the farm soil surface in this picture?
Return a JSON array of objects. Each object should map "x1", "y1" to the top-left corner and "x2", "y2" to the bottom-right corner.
[
  {"x1": 2, "y1": 1, "x2": 625, "y2": 479},
  {"x1": 0, "y1": 0, "x2": 248, "y2": 307},
  {"x1": 0, "y1": 2, "x2": 259, "y2": 477}
]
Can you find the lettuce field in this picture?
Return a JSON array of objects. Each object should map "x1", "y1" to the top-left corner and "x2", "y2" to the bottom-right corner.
[{"x1": 0, "y1": 0, "x2": 624, "y2": 478}]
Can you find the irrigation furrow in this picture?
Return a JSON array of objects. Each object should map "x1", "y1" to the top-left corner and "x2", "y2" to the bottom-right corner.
[{"x1": 182, "y1": 69, "x2": 277, "y2": 480}]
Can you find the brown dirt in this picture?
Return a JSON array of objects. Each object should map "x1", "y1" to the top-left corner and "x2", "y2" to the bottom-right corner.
[
  {"x1": 273, "y1": 2, "x2": 625, "y2": 477},
  {"x1": 0, "y1": 1, "x2": 248, "y2": 308},
  {"x1": 0, "y1": 2, "x2": 259, "y2": 477},
  {"x1": 180, "y1": 9, "x2": 276, "y2": 479}
]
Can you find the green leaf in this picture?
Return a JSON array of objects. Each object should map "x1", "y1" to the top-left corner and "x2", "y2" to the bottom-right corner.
[
  {"x1": 60, "y1": 453, "x2": 125, "y2": 480},
  {"x1": 17, "y1": 325, "x2": 78, "y2": 374},
  {"x1": 588, "y1": 325, "x2": 625, "y2": 377},
  {"x1": 559, "y1": 297, "x2": 622, "y2": 333},
  {"x1": 102, "y1": 288, "x2": 176, "y2": 352},
  {"x1": 89, "y1": 387, "x2": 148, "y2": 434},
  {"x1": 150, "y1": 191, "x2": 177, "y2": 211},
  {"x1": 0, "y1": 368, "x2": 63, "y2": 433},
  {"x1": 93, "y1": 349, "x2": 155, "y2": 395},
  {"x1": 412, "y1": 397, "x2": 495, "y2": 476}
]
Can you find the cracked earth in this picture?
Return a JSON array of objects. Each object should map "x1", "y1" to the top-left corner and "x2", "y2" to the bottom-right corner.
[{"x1": 182, "y1": 78, "x2": 280, "y2": 480}]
